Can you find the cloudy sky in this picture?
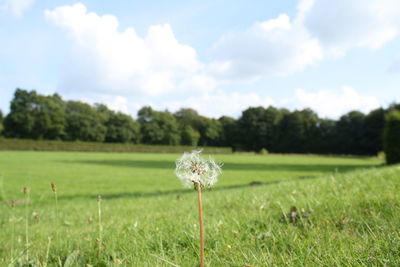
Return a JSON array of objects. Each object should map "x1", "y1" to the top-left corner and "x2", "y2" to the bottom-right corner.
[{"x1": 1, "y1": 0, "x2": 400, "y2": 118}]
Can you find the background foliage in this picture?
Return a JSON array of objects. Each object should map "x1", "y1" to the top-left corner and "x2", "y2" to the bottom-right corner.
[
  {"x1": 384, "y1": 109, "x2": 400, "y2": 164},
  {"x1": 1, "y1": 88, "x2": 400, "y2": 156}
]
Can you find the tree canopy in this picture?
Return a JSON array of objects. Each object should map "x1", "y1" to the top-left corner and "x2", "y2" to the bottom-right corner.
[
  {"x1": 384, "y1": 109, "x2": 400, "y2": 164},
  {"x1": 2, "y1": 88, "x2": 398, "y2": 156},
  {"x1": 138, "y1": 106, "x2": 181, "y2": 145}
]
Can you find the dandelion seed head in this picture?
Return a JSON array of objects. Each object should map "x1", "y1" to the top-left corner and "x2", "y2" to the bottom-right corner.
[{"x1": 175, "y1": 150, "x2": 222, "y2": 188}]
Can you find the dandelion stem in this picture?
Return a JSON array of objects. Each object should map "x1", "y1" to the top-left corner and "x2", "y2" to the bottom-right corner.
[
  {"x1": 97, "y1": 195, "x2": 103, "y2": 257},
  {"x1": 196, "y1": 183, "x2": 204, "y2": 267},
  {"x1": 23, "y1": 188, "x2": 30, "y2": 263},
  {"x1": 10, "y1": 202, "x2": 15, "y2": 262}
]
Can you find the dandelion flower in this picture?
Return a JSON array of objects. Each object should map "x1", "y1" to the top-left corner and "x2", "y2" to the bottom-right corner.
[
  {"x1": 174, "y1": 150, "x2": 223, "y2": 267},
  {"x1": 175, "y1": 150, "x2": 222, "y2": 188}
]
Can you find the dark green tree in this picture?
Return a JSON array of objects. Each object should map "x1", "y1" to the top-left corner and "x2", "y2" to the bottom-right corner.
[
  {"x1": 181, "y1": 125, "x2": 200, "y2": 146},
  {"x1": 335, "y1": 111, "x2": 366, "y2": 154},
  {"x1": 383, "y1": 110, "x2": 400, "y2": 164},
  {"x1": 94, "y1": 104, "x2": 141, "y2": 143},
  {"x1": 298, "y1": 109, "x2": 319, "y2": 153},
  {"x1": 174, "y1": 108, "x2": 201, "y2": 128},
  {"x1": 174, "y1": 108, "x2": 202, "y2": 146},
  {"x1": 275, "y1": 111, "x2": 305, "y2": 153},
  {"x1": 65, "y1": 101, "x2": 107, "y2": 142},
  {"x1": 0, "y1": 109, "x2": 3, "y2": 135},
  {"x1": 311, "y1": 119, "x2": 337, "y2": 154},
  {"x1": 138, "y1": 106, "x2": 180, "y2": 145},
  {"x1": 197, "y1": 118, "x2": 222, "y2": 146},
  {"x1": 274, "y1": 109, "x2": 319, "y2": 153},
  {"x1": 95, "y1": 103, "x2": 113, "y2": 123},
  {"x1": 4, "y1": 89, "x2": 66, "y2": 139},
  {"x1": 237, "y1": 106, "x2": 286, "y2": 152},
  {"x1": 218, "y1": 116, "x2": 238, "y2": 148},
  {"x1": 105, "y1": 112, "x2": 140, "y2": 143},
  {"x1": 362, "y1": 108, "x2": 385, "y2": 155},
  {"x1": 389, "y1": 103, "x2": 400, "y2": 111},
  {"x1": 237, "y1": 107, "x2": 268, "y2": 151},
  {"x1": 174, "y1": 108, "x2": 221, "y2": 146}
]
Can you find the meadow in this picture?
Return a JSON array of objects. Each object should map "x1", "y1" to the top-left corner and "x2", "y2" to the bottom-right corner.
[{"x1": 0, "y1": 151, "x2": 399, "y2": 266}]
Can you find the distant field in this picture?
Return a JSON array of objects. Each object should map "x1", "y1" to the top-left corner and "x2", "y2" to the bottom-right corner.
[{"x1": 0, "y1": 151, "x2": 399, "y2": 266}]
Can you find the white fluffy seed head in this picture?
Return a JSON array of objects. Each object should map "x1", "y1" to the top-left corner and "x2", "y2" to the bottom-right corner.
[{"x1": 175, "y1": 150, "x2": 222, "y2": 188}]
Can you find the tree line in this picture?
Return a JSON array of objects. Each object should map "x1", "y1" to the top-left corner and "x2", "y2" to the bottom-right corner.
[{"x1": 0, "y1": 88, "x2": 399, "y2": 156}]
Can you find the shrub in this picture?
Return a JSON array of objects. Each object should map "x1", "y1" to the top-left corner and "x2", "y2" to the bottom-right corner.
[
  {"x1": 383, "y1": 110, "x2": 400, "y2": 164},
  {"x1": 259, "y1": 148, "x2": 269, "y2": 155},
  {"x1": 0, "y1": 138, "x2": 232, "y2": 154},
  {"x1": 377, "y1": 151, "x2": 385, "y2": 161}
]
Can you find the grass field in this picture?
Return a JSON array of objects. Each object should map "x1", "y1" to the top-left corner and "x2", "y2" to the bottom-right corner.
[{"x1": 0, "y1": 151, "x2": 399, "y2": 266}]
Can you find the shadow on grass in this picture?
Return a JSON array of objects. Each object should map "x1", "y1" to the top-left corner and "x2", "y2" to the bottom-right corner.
[
  {"x1": 60, "y1": 175, "x2": 318, "y2": 201},
  {"x1": 59, "y1": 159, "x2": 380, "y2": 201},
  {"x1": 63, "y1": 159, "x2": 378, "y2": 173}
]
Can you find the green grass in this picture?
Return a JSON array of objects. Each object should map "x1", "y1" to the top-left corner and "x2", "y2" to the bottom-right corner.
[{"x1": 0, "y1": 151, "x2": 399, "y2": 266}]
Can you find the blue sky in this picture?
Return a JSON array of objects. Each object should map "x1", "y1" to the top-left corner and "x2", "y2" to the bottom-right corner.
[{"x1": 1, "y1": 0, "x2": 399, "y2": 118}]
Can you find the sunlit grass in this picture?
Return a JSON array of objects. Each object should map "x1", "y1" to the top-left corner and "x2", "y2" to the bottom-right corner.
[{"x1": 0, "y1": 151, "x2": 398, "y2": 266}]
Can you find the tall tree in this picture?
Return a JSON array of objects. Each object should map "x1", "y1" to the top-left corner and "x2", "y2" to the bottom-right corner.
[
  {"x1": 181, "y1": 125, "x2": 201, "y2": 146},
  {"x1": 174, "y1": 108, "x2": 202, "y2": 146},
  {"x1": 105, "y1": 112, "x2": 141, "y2": 143},
  {"x1": 174, "y1": 108, "x2": 222, "y2": 146},
  {"x1": 174, "y1": 108, "x2": 201, "y2": 128},
  {"x1": 0, "y1": 109, "x2": 3, "y2": 136},
  {"x1": 138, "y1": 107, "x2": 181, "y2": 145},
  {"x1": 275, "y1": 111, "x2": 305, "y2": 153},
  {"x1": 363, "y1": 108, "x2": 385, "y2": 155},
  {"x1": 4, "y1": 89, "x2": 66, "y2": 139},
  {"x1": 238, "y1": 107, "x2": 268, "y2": 151},
  {"x1": 238, "y1": 106, "x2": 286, "y2": 152},
  {"x1": 335, "y1": 111, "x2": 366, "y2": 154},
  {"x1": 218, "y1": 116, "x2": 238, "y2": 148},
  {"x1": 197, "y1": 118, "x2": 222, "y2": 146},
  {"x1": 384, "y1": 110, "x2": 400, "y2": 164},
  {"x1": 65, "y1": 101, "x2": 107, "y2": 142},
  {"x1": 93, "y1": 104, "x2": 138, "y2": 143},
  {"x1": 311, "y1": 119, "x2": 337, "y2": 154}
]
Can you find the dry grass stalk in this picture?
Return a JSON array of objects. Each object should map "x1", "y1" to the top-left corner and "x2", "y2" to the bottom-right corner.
[
  {"x1": 97, "y1": 195, "x2": 103, "y2": 257},
  {"x1": 23, "y1": 187, "x2": 30, "y2": 263}
]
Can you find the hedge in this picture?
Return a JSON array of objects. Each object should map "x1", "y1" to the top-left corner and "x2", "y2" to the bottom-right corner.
[{"x1": 0, "y1": 138, "x2": 232, "y2": 154}]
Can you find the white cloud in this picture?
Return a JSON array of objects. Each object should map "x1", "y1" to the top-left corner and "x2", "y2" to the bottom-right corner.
[
  {"x1": 45, "y1": 3, "x2": 215, "y2": 97},
  {"x1": 209, "y1": 13, "x2": 323, "y2": 80},
  {"x1": 77, "y1": 91, "x2": 274, "y2": 119},
  {"x1": 208, "y1": 0, "x2": 400, "y2": 80},
  {"x1": 1, "y1": 0, "x2": 33, "y2": 17},
  {"x1": 304, "y1": 0, "x2": 400, "y2": 54},
  {"x1": 43, "y1": 1, "x2": 398, "y2": 119},
  {"x1": 161, "y1": 91, "x2": 275, "y2": 118},
  {"x1": 60, "y1": 85, "x2": 381, "y2": 120},
  {"x1": 294, "y1": 86, "x2": 381, "y2": 118},
  {"x1": 100, "y1": 96, "x2": 129, "y2": 114}
]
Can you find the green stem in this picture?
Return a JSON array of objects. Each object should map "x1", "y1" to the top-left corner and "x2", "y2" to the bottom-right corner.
[
  {"x1": 54, "y1": 190, "x2": 59, "y2": 243},
  {"x1": 10, "y1": 205, "x2": 15, "y2": 263},
  {"x1": 196, "y1": 183, "x2": 204, "y2": 267},
  {"x1": 24, "y1": 191, "x2": 29, "y2": 263},
  {"x1": 97, "y1": 195, "x2": 103, "y2": 257}
]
